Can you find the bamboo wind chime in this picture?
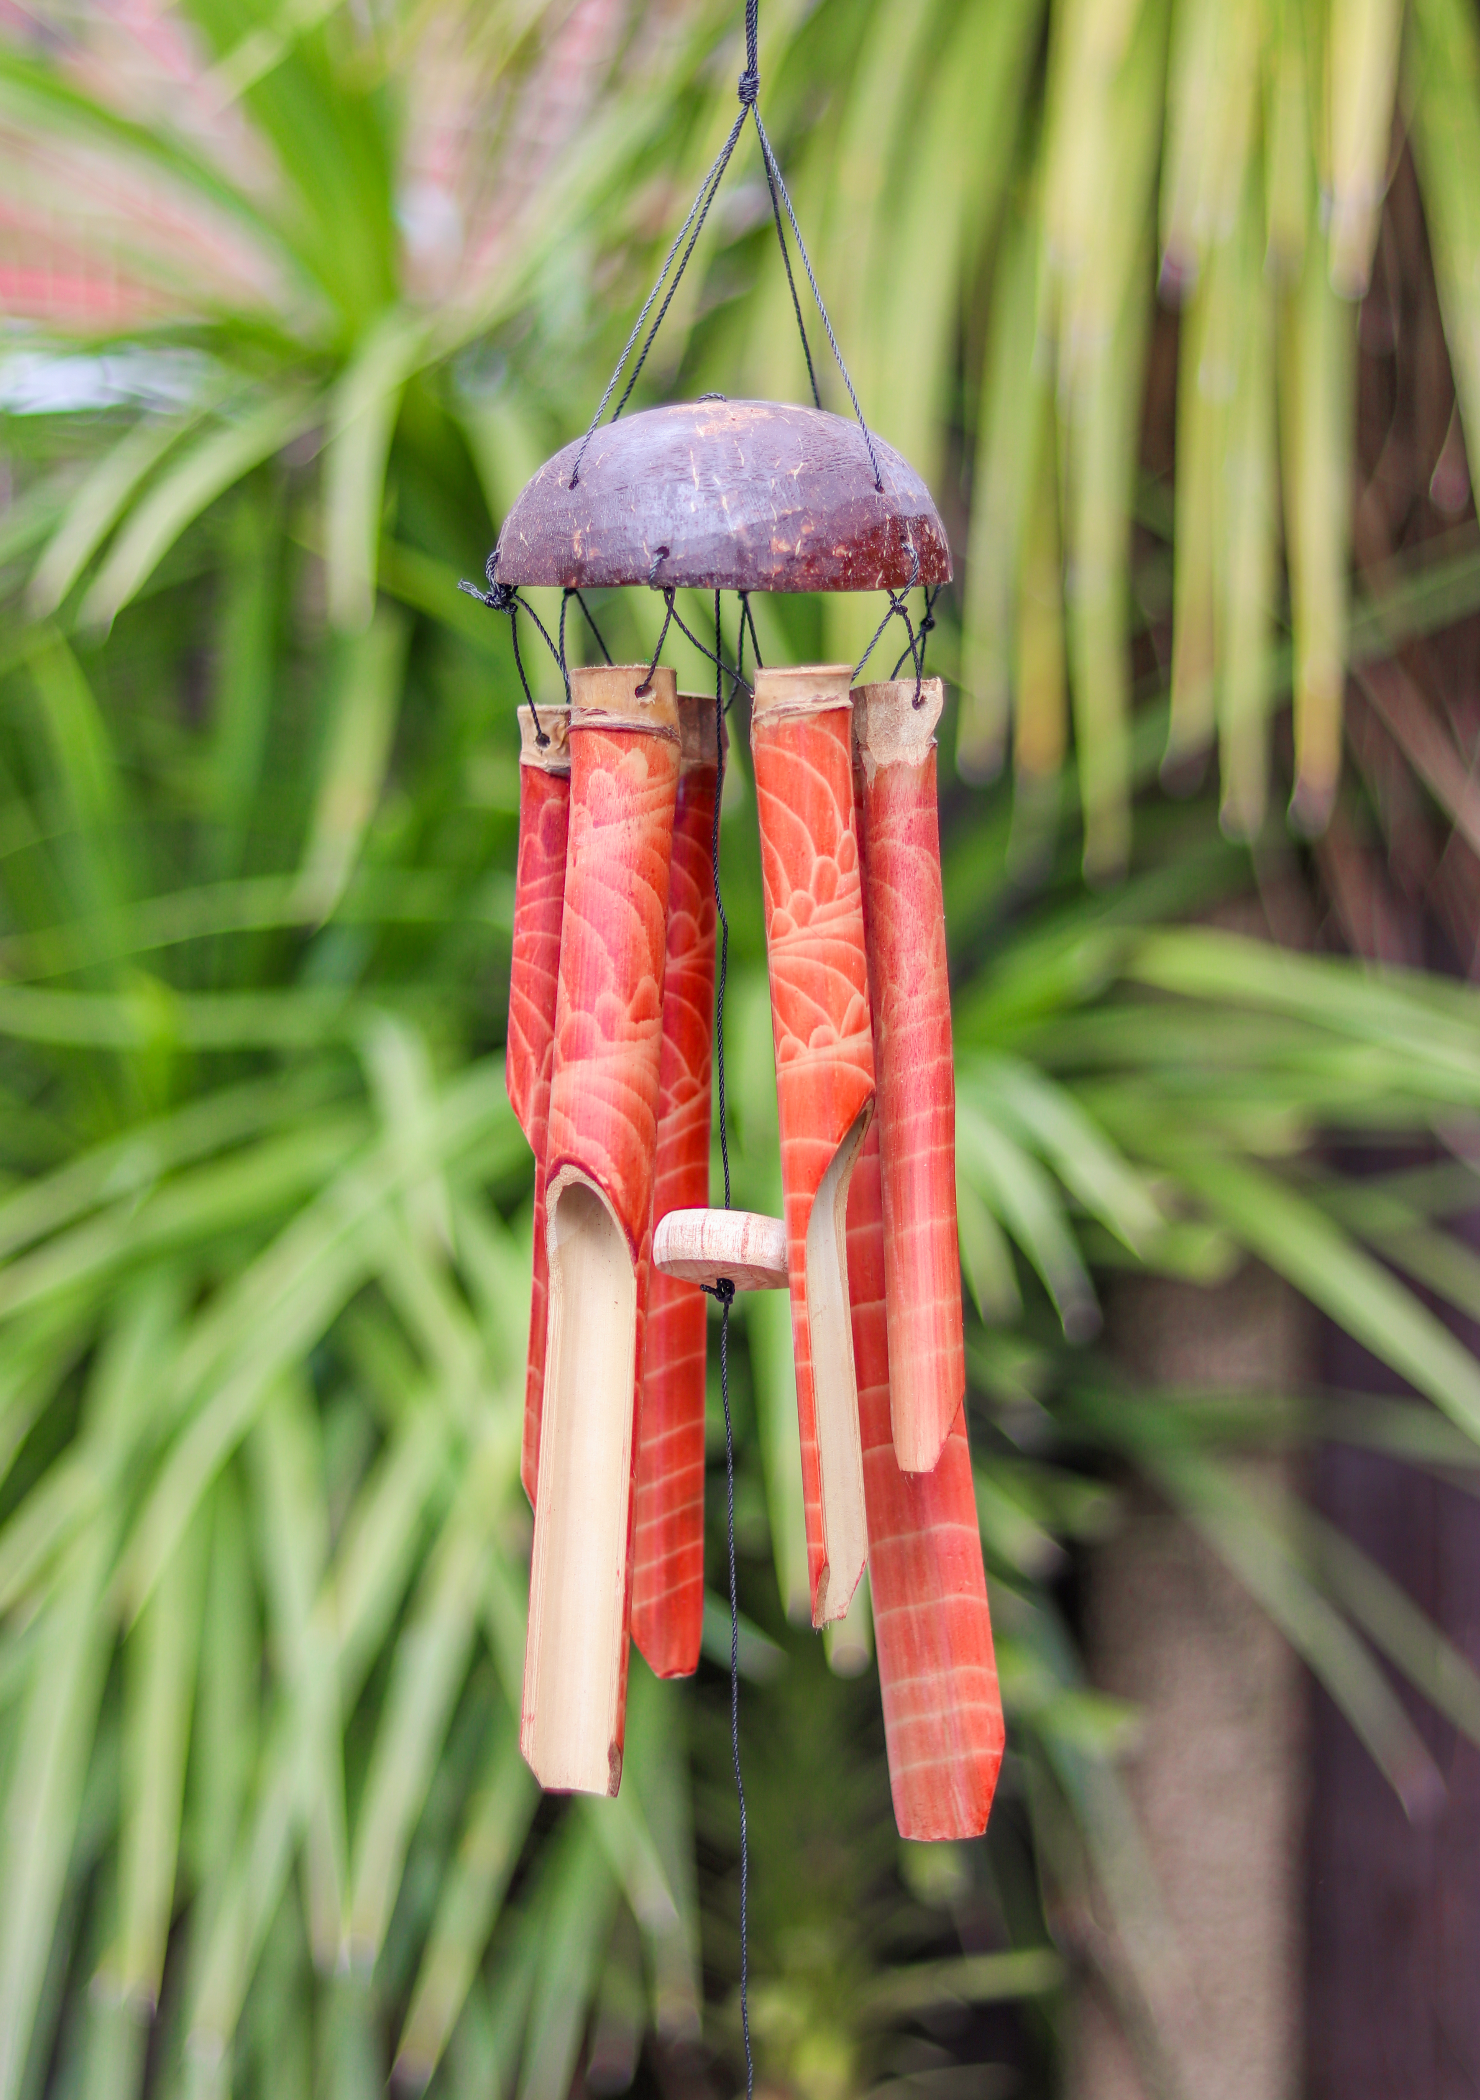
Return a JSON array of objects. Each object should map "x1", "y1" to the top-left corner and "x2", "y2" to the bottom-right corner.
[{"x1": 468, "y1": 4, "x2": 1003, "y2": 1855}]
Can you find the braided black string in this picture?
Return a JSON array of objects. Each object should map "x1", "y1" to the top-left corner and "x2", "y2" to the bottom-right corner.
[{"x1": 697, "y1": 586, "x2": 751, "y2": 2100}]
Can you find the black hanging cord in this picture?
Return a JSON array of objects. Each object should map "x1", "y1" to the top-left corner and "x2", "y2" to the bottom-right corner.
[
  {"x1": 558, "y1": 586, "x2": 613, "y2": 684},
  {"x1": 568, "y1": 106, "x2": 748, "y2": 489},
  {"x1": 634, "y1": 585, "x2": 677, "y2": 696},
  {"x1": 749, "y1": 106, "x2": 883, "y2": 491},
  {"x1": 755, "y1": 122, "x2": 820, "y2": 409},
  {"x1": 651, "y1": 585, "x2": 753, "y2": 702},
  {"x1": 738, "y1": 589, "x2": 763, "y2": 675},
  {"x1": 852, "y1": 536, "x2": 922, "y2": 686},
  {"x1": 567, "y1": 4, "x2": 881, "y2": 494},
  {"x1": 459, "y1": 561, "x2": 568, "y2": 739},
  {"x1": 890, "y1": 583, "x2": 941, "y2": 701},
  {"x1": 697, "y1": 587, "x2": 752, "y2": 2100}
]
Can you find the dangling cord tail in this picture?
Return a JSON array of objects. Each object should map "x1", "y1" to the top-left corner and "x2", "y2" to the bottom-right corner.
[
  {"x1": 459, "y1": 560, "x2": 566, "y2": 743},
  {"x1": 698, "y1": 587, "x2": 753, "y2": 2100}
]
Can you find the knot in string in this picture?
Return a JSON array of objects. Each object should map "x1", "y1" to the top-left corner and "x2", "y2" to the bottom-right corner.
[
  {"x1": 737, "y1": 66, "x2": 759, "y2": 105},
  {"x1": 700, "y1": 1277, "x2": 737, "y2": 1307}
]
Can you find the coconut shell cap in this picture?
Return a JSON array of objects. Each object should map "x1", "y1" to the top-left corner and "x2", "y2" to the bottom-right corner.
[{"x1": 491, "y1": 400, "x2": 951, "y2": 594}]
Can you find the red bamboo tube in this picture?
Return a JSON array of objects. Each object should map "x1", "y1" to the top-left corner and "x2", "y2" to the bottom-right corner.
[
  {"x1": 522, "y1": 666, "x2": 680, "y2": 1796},
  {"x1": 506, "y1": 705, "x2": 571, "y2": 1511},
  {"x1": 751, "y1": 665, "x2": 874, "y2": 1626},
  {"x1": 847, "y1": 1116, "x2": 1004, "y2": 1839},
  {"x1": 631, "y1": 693, "x2": 722, "y2": 1679},
  {"x1": 852, "y1": 678, "x2": 965, "y2": 1475}
]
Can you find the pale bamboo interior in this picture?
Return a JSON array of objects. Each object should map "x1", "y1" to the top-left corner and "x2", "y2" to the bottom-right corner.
[
  {"x1": 517, "y1": 702, "x2": 571, "y2": 771},
  {"x1": 850, "y1": 677, "x2": 944, "y2": 772},
  {"x1": 806, "y1": 1102, "x2": 871, "y2": 1623},
  {"x1": 752, "y1": 663, "x2": 853, "y2": 719},
  {"x1": 522, "y1": 1170, "x2": 636, "y2": 1795}
]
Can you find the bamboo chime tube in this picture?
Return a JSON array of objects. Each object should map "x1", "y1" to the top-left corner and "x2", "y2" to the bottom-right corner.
[
  {"x1": 847, "y1": 697, "x2": 1003, "y2": 1836},
  {"x1": 506, "y1": 705, "x2": 571, "y2": 1509},
  {"x1": 751, "y1": 664, "x2": 873, "y2": 1626},
  {"x1": 522, "y1": 666, "x2": 680, "y2": 1795},
  {"x1": 851, "y1": 679, "x2": 965, "y2": 1474},
  {"x1": 845, "y1": 1120, "x2": 1004, "y2": 1838},
  {"x1": 630, "y1": 692, "x2": 723, "y2": 1679}
]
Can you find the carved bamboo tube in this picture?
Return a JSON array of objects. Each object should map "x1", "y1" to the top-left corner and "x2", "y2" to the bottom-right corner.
[
  {"x1": 846, "y1": 1094, "x2": 1004, "y2": 1837},
  {"x1": 507, "y1": 705, "x2": 571, "y2": 1511},
  {"x1": 630, "y1": 691, "x2": 723, "y2": 1680},
  {"x1": 852, "y1": 678, "x2": 966, "y2": 1474},
  {"x1": 521, "y1": 666, "x2": 680, "y2": 1796},
  {"x1": 751, "y1": 665, "x2": 874, "y2": 1626}
]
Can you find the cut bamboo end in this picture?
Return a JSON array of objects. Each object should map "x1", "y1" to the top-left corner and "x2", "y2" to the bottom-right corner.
[
  {"x1": 676, "y1": 690, "x2": 725, "y2": 771},
  {"x1": 808, "y1": 1102, "x2": 871, "y2": 1625},
  {"x1": 752, "y1": 663, "x2": 853, "y2": 721},
  {"x1": 570, "y1": 663, "x2": 679, "y2": 737},
  {"x1": 652, "y1": 1207, "x2": 788, "y2": 1292},
  {"x1": 522, "y1": 1167, "x2": 637, "y2": 1796},
  {"x1": 851, "y1": 677, "x2": 945, "y2": 769},
  {"x1": 518, "y1": 704, "x2": 571, "y2": 771}
]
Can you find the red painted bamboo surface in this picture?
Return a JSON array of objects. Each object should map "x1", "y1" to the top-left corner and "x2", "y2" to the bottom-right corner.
[
  {"x1": 522, "y1": 667, "x2": 680, "y2": 1796},
  {"x1": 853, "y1": 678, "x2": 965, "y2": 1475},
  {"x1": 847, "y1": 1118, "x2": 1003, "y2": 1839},
  {"x1": 506, "y1": 706, "x2": 571, "y2": 1511},
  {"x1": 631, "y1": 694, "x2": 722, "y2": 1679},
  {"x1": 751, "y1": 665, "x2": 874, "y2": 1626}
]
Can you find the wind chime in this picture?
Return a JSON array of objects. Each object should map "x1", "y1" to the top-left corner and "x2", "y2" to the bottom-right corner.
[{"x1": 469, "y1": 4, "x2": 1004, "y2": 1863}]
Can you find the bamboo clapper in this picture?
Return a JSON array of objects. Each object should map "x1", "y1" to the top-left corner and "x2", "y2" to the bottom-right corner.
[{"x1": 652, "y1": 1208, "x2": 789, "y2": 1292}]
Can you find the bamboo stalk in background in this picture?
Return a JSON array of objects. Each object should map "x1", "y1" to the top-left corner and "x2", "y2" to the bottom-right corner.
[
  {"x1": 1218, "y1": 177, "x2": 1279, "y2": 840},
  {"x1": 959, "y1": 184, "x2": 1046, "y2": 784},
  {"x1": 506, "y1": 705, "x2": 571, "y2": 1510},
  {"x1": 522, "y1": 667, "x2": 679, "y2": 1797},
  {"x1": 1329, "y1": 0, "x2": 1405, "y2": 296},
  {"x1": 1165, "y1": 252, "x2": 1225, "y2": 779},
  {"x1": 630, "y1": 692, "x2": 722, "y2": 1682},
  {"x1": 1159, "y1": 0, "x2": 1261, "y2": 293},
  {"x1": 751, "y1": 665, "x2": 873, "y2": 1628},
  {"x1": 1281, "y1": 216, "x2": 1355, "y2": 835},
  {"x1": 1050, "y1": 0, "x2": 1168, "y2": 879}
]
